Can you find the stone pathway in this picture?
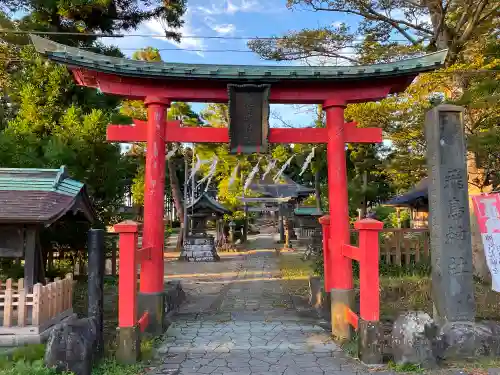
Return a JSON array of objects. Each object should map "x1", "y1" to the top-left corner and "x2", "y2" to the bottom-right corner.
[{"x1": 152, "y1": 235, "x2": 370, "y2": 375}]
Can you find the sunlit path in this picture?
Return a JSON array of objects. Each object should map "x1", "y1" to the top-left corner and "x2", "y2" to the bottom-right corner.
[{"x1": 150, "y1": 234, "x2": 370, "y2": 375}]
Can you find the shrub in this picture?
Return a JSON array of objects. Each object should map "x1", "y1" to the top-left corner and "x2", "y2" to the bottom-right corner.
[{"x1": 0, "y1": 361, "x2": 64, "y2": 375}]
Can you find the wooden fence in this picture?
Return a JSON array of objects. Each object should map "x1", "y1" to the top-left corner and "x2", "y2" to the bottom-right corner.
[
  {"x1": 295, "y1": 227, "x2": 431, "y2": 265},
  {"x1": 0, "y1": 274, "x2": 73, "y2": 335},
  {"x1": 352, "y1": 228, "x2": 430, "y2": 265}
]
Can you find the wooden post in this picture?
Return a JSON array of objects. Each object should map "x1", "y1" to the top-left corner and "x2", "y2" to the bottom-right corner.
[
  {"x1": 32, "y1": 283, "x2": 42, "y2": 326},
  {"x1": 18, "y1": 278, "x2": 27, "y2": 327},
  {"x1": 3, "y1": 279, "x2": 13, "y2": 327},
  {"x1": 111, "y1": 235, "x2": 117, "y2": 277},
  {"x1": 88, "y1": 229, "x2": 105, "y2": 360},
  {"x1": 114, "y1": 220, "x2": 141, "y2": 364},
  {"x1": 355, "y1": 218, "x2": 384, "y2": 365},
  {"x1": 324, "y1": 100, "x2": 353, "y2": 340},
  {"x1": 319, "y1": 215, "x2": 331, "y2": 292}
]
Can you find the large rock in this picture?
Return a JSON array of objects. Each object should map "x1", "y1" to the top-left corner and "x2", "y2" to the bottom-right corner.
[
  {"x1": 440, "y1": 321, "x2": 500, "y2": 359},
  {"x1": 391, "y1": 311, "x2": 442, "y2": 368},
  {"x1": 45, "y1": 317, "x2": 97, "y2": 375},
  {"x1": 164, "y1": 280, "x2": 186, "y2": 316}
]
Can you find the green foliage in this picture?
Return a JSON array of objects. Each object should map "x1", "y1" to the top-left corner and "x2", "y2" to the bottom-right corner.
[
  {"x1": 91, "y1": 360, "x2": 143, "y2": 375},
  {"x1": 250, "y1": 0, "x2": 496, "y2": 66},
  {"x1": 0, "y1": 361, "x2": 63, "y2": 375},
  {"x1": 388, "y1": 361, "x2": 424, "y2": 373},
  {"x1": 1, "y1": 1, "x2": 186, "y2": 47},
  {"x1": 0, "y1": 345, "x2": 63, "y2": 375},
  {"x1": 302, "y1": 194, "x2": 317, "y2": 206}
]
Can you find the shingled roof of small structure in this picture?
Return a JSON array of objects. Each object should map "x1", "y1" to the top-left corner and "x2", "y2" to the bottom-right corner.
[
  {"x1": 0, "y1": 166, "x2": 95, "y2": 224},
  {"x1": 186, "y1": 193, "x2": 231, "y2": 216},
  {"x1": 249, "y1": 173, "x2": 314, "y2": 199},
  {"x1": 384, "y1": 178, "x2": 428, "y2": 207}
]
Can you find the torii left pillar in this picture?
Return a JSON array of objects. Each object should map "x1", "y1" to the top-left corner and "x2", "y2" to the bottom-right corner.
[{"x1": 138, "y1": 96, "x2": 170, "y2": 335}]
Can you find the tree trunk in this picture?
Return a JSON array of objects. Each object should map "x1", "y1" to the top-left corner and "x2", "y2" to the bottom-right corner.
[
  {"x1": 167, "y1": 158, "x2": 184, "y2": 251},
  {"x1": 314, "y1": 169, "x2": 322, "y2": 211},
  {"x1": 360, "y1": 170, "x2": 368, "y2": 218}
]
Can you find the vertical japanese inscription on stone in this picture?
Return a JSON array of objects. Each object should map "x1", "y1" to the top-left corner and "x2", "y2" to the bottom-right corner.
[
  {"x1": 228, "y1": 84, "x2": 270, "y2": 154},
  {"x1": 425, "y1": 105, "x2": 475, "y2": 323}
]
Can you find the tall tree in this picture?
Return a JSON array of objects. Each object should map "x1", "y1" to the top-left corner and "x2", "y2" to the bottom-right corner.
[
  {"x1": 248, "y1": 0, "x2": 498, "y2": 65},
  {"x1": 121, "y1": 46, "x2": 201, "y2": 249},
  {"x1": 1, "y1": 1, "x2": 186, "y2": 46}
]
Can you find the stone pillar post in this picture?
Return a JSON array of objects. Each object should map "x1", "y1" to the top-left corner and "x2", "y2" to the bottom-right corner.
[
  {"x1": 139, "y1": 96, "x2": 170, "y2": 335},
  {"x1": 324, "y1": 99, "x2": 353, "y2": 340},
  {"x1": 229, "y1": 221, "x2": 236, "y2": 244},
  {"x1": 278, "y1": 203, "x2": 285, "y2": 243},
  {"x1": 425, "y1": 104, "x2": 475, "y2": 324},
  {"x1": 87, "y1": 229, "x2": 105, "y2": 361}
]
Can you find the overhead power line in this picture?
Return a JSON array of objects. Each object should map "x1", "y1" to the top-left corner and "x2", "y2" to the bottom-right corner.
[{"x1": 0, "y1": 28, "x2": 429, "y2": 42}]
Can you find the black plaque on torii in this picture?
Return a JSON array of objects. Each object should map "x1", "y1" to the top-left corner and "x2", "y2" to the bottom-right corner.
[{"x1": 228, "y1": 84, "x2": 270, "y2": 154}]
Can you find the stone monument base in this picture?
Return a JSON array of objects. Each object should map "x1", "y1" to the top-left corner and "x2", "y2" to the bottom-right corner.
[{"x1": 180, "y1": 234, "x2": 220, "y2": 262}]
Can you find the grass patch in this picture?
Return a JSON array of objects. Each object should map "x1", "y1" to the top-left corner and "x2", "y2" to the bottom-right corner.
[
  {"x1": 441, "y1": 357, "x2": 500, "y2": 374},
  {"x1": 278, "y1": 253, "x2": 314, "y2": 280},
  {"x1": 278, "y1": 253, "x2": 314, "y2": 297},
  {"x1": 376, "y1": 276, "x2": 500, "y2": 321},
  {"x1": 388, "y1": 360, "x2": 424, "y2": 373},
  {"x1": 340, "y1": 334, "x2": 359, "y2": 358}
]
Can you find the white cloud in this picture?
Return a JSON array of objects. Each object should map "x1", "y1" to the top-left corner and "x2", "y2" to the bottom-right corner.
[
  {"x1": 211, "y1": 23, "x2": 236, "y2": 35},
  {"x1": 143, "y1": 9, "x2": 207, "y2": 57},
  {"x1": 197, "y1": 0, "x2": 261, "y2": 15}
]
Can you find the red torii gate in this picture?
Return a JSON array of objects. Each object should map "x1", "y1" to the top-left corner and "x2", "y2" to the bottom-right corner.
[{"x1": 31, "y1": 35, "x2": 446, "y2": 361}]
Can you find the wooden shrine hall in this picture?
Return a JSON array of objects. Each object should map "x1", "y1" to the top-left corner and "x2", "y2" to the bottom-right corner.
[{"x1": 30, "y1": 34, "x2": 447, "y2": 364}]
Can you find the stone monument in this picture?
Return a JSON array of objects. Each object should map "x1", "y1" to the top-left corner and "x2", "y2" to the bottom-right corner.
[
  {"x1": 180, "y1": 193, "x2": 230, "y2": 262},
  {"x1": 425, "y1": 104, "x2": 475, "y2": 324}
]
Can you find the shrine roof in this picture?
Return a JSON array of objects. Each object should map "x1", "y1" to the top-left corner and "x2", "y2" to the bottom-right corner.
[
  {"x1": 294, "y1": 207, "x2": 324, "y2": 216},
  {"x1": 186, "y1": 193, "x2": 231, "y2": 216},
  {"x1": 31, "y1": 35, "x2": 447, "y2": 82},
  {"x1": 0, "y1": 166, "x2": 95, "y2": 224},
  {"x1": 249, "y1": 174, "x2": 314, "y2": 199},
  {"x1": 384, "y1": 178, "x2": 428, "y2": 208}
]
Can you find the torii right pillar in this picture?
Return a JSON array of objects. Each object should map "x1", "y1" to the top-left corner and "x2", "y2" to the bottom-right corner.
[{"x1": 324, "y1": 99, "x2": 354, "y2": 340}]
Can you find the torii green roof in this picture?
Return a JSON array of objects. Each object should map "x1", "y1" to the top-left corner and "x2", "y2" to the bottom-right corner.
[{"x1": 30, "y1": 35, "x2": 447, "y2": 82}]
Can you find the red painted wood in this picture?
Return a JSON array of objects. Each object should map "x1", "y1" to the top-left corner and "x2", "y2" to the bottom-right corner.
[
  {"x1": 325, "y1": 105, "x2": 352, "y2": 290},
  {"x1": 137, "y1": 246, "x2": 152, "y2": 263},
  {"x1": 114, "y1": 220, "x2": 139, "y2": 328},
  {"x1": 106, "y1": 120, "x2": 181, "y2": 142},
  {"x1": 345, "y1": 124, "x2": 382, "y2": 143},
  {"x1": 138, "y1": 311, "x2": 150, "y2": 333},
  {"x1": 319, "y1": 215, "x2": 332, "y2": 292},
  {"x1": 345, "y1": 308, "x2": 359, "y2": 330},
  {"x1": 167, "y1": 126, "x2": 229, "y2": 143},
  {"x1": 140, "y1": 97, "x2": 169, "y2": 294},
  {"x1": 342, "y1": 244, "x2": 361, "y2": 262},
  {"x1": 107, "y1": 121, "x2": 382, "y2": 144},
  {"x1": 356, "y1": 219, "x2": 384, "y2": 322},
  {"x1": 72, "y1": 68, "x2": 411, "y2": 104},
  {"x1": 269, "y1": 128, "x2": 327, "y2": 143}
]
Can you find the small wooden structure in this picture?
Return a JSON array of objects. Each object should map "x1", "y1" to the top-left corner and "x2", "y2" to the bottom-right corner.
[
  {"x1": 0, "y1": 274, "x2": 74, "y2": 346},
  {"x1": 0, "y1": 166, "x2": 95, "y2": 289},
  {"x1": 291, "y1": 206, "x2": 323, "y2": 251},
  {"x1": 384, "y1": 178, "x2": 429, "y2": 228},
  {"x1": 0, "y1": 166, "x2": 94, "y2": 345}
]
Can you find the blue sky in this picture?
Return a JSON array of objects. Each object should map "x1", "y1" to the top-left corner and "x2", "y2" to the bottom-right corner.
[{"x1": 101, "y1": 0, "x2": 360, "y2": 127}]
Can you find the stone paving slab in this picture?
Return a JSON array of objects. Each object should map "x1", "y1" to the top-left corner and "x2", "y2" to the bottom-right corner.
[{"x1": 150, "y1": 232, "x2": 371, "y2": 375}]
